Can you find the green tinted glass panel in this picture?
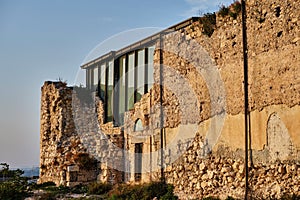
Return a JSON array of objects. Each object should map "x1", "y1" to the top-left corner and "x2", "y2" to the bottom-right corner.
[
  {"x1": 107, "y1": 60, "x2": 114, "y2": 122},
  {"x1": 118, "y1": 56, "x2": 126, "y2": 124},
  {"x1": 127, "y1": 53, "x2": 135, "y2": 110},
  {"x1": 93, "y1": 67, "x2": 98, "y2": 90},
  {"x1": 99, "y1": 64, "x2": 106, "y2": 101},
  {"x1": 147, "y1": 46, "x2": 155, "y2": 90},
  {"x1": 136, "y1": 50, "x2": 145, "y2": 102}
]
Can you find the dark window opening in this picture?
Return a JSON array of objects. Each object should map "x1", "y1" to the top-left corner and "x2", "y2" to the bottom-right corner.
[
  {"x1": 275, "y1": 6, "x2": 281, "y2": 17},
  {"x1": 134, "y1": 143, "x2": 143, "y2": 181}
]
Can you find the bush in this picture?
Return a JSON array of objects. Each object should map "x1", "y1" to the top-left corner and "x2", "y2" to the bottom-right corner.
[
  {"x1": 108, "y1": 181, "x2": 178, "y2": 200},
  {"x1": 218, "y1": 5, "x2": 229, "y2": 17},
  {"x1": 88, "y1": 182, "x2": 113, "y2": 195},
  {"x1": 71, "y1": 184, "x2": 88, "y2": 194},
  {"x1": 0, "y1": 180, "x2": 30, "y2": 200},
  {"x1": 199, "y1": 12, "x2": 216, "y2": 37},
  {"x1": 0, "y1": 163, "x2": 31, "y2": 200},
  {"x1": 218, "y1": 1, "x2": 241, "y2": 19}
]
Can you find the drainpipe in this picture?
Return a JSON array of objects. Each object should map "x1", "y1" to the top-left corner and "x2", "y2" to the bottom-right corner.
[
  {"x1": 159, "y1": 33, "x2": 165, "y2": 182},
  {"x1": 241, "y1": 0, "x2": 250, "y2": 199}
]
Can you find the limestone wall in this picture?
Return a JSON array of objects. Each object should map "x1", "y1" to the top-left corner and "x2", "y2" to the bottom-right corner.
[
  {"x1": 123, "y1": 0, "x2": 300, "y2": 198},
  {"x1": 39, "y1": 82, "x2": 124, "y2": 186},
  {"x1": 39, "y1": 0, "x2": 300, "y2": 198},
  {"x1": 164, "y1": 0, "x2": 299, "y2": 156},
  {"x1": 39, "y1": 81, "x2": 94, "y2": 186}
]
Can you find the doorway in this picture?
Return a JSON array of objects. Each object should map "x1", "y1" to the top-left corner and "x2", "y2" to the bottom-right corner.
[{"x1": 134, "y1": 143, "x2": 143, "y2": 181}]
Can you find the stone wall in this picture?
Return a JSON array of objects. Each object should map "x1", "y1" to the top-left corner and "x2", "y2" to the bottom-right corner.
[
  {"x1": 39, "y1": 81, "x2": 95, "y2": 186},
  {"x1": 39, "y1": 0, "x2": 300, "y2": 198},
  {"x1": 123, "y1": 0, "x2": 300, "y2": 198},
  {"x1": 164, "y1": 135, "x2": 300, "y2": 199},
  {"x1": 39, "y1": 82, "x2": 124, "y2": 186}
]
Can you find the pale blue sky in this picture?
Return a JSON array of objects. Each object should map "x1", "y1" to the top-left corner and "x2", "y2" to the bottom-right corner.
[{"x1": 0, "y1": 0, "x2": 232, "y2": 168}]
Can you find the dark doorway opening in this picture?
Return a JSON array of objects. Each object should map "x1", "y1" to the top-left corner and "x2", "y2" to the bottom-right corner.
[{"x1": 134, "y1": 143, "x2": 143, "y2": 181}]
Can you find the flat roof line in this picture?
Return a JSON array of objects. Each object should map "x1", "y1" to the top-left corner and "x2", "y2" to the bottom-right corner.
[{"x1": 80, "y1": 17, "x2": 199, "y2": 69}]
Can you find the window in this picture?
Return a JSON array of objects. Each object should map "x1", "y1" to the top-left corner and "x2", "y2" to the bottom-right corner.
[
  {"x1": 136, "y1": 50, "x2": 145, "y2": 102},
  {"x1": 147, "y1": 46, "x2": 155, "y2": 90},
  {"x1": 93, "y1": 67, "x2": 98, "y2": 91},
  {"x1": 87, "y1": 69, "x2": 93, "y2": 90},
  {"x1": 134, "y1": 119, "x2": 144, "y2": 132},
  {"x1": 118, "y1": 56, "x2": 126, "y2": 124},
  {"x1": 107, "y1": 60, "x2": 114, "y2": 122},
  {"x1": 127, "y1": 53, "x2": 135, "y2": 110},
  {"x1": 99, "y1": 64, "x2": 106, "y2": 101}
]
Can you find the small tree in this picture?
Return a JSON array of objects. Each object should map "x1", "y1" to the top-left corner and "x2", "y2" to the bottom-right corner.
[
  {"x1": 0, "y1": 163, "x2": 9, "y2": 179},
  {"x1": 0, "y1": 163, "x2": 30, "y2": 200}
]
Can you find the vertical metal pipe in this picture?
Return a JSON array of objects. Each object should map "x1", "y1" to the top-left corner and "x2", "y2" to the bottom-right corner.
[
  {"x1": 241, "y1": 0, "x2": 249, "y2": 199},
  {"x1": 159, "y1": 33, "x2": 165, "y2": 182}
]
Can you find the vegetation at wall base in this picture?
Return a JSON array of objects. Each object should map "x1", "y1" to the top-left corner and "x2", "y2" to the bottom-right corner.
[
  {"x1": 106, "y1": 181, "x2": 178, "y2": 200},
  {"x1": 88, "y1": 182, "x2": 112, "y2": 195}
]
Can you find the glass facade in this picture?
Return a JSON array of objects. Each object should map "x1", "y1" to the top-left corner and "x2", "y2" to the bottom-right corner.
[{"x1": 86, "y1": 45, "x2": 155, "y2": 125}]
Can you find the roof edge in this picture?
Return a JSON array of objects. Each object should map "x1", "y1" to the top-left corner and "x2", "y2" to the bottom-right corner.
[{"x1": 80, "y1": 17, "x2": 199, "y2": 69}]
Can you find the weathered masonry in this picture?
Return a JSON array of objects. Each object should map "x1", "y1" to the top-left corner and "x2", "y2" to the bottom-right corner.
[{"x1": 39, "y1": 0, "x2": 300, "y2": 198}]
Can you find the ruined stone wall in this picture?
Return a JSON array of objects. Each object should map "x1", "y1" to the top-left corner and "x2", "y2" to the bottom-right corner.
[
  {"x1": 40, "y1": 0, "x2": 300, "y2": 198},
  {"x1": 39, "y1": 82, "x2": 124, "y2": 186},
  {"x1": 164, "y1": 134, "x2": 300, "y2": 199},
  {"x1": 124, "y1": 0, "x2": 300, "y2": 198},
  {"x1": 39, "y1": 81, "x2": 94, "y2": 186}
]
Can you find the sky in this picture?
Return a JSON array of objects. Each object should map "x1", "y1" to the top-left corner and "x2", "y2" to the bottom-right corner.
[{"x1": 0, "y1": 0, "x2": 233, "y2": 168}]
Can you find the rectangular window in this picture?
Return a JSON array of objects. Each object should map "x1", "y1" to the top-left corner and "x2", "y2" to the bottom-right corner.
[
  {"x1": 127, "y1": 53, "x2": 135, "y2": 110},
  {"x1": 93, "y1": 67, "x2": 98, "y2": 91},
  {"x1": 136, "y1": 50, "x2": 145, "y2": 102},
  {"x1": 107, "y1": 60, "x2": 114, "y2": 122},
  {"x1": 99, "y1": 64, "x2": 106, "y2": 101},
  {"x1": 86, "y1": 69, "x2": 92, "y2": 90},
  {"x1": 118, "y1": 56, "x2": 126, "y2": 124},
  {"x1": 147, "y1": 46, "x2": 155, "y2": 90}
]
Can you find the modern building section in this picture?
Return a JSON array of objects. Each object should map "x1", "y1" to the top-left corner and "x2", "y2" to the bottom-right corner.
[{"x1": 80, "y1": 17, "x2": 199, "y2": 126}]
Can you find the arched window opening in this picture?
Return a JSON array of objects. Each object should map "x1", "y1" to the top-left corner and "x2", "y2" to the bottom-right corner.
[{"x1": 134, "y1": 119, "x2": 143, "y2": 132}]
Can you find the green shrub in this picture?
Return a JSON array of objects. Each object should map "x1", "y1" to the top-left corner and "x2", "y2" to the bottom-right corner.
[
  {"x1": 32, "y1": 181, "x2": 56, "y2": 189},
  {"x1": 218, "y1": 5, "x2": 229, "y2": 17},
  {"x1": 108, "y1": 182, "x2": 178, "y2": 200},
  {"x1": 88, "y1": 182, "x2": 112, "y2": 195},
  {"x1": 232, "y1": 1, "x2": 241, "y2": 14},
  {"x1": 0, "y1": 180, "x2": 30, "y2": 200},
  {"x1": 0, "y1": 163, "x2": 30, "y2": 200},
  {"x1": 229, "y1": 1, "x2": 241, "y2": 19},
  {"x1": 71, "y1": 184, "x2": 88, "y2": 194},
  {"x1": 218, "y1": 1, "x2": 241, "y2": 19},
  {"x1": 199, "y1": 12, "x2": 216, "y2": 37}
]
